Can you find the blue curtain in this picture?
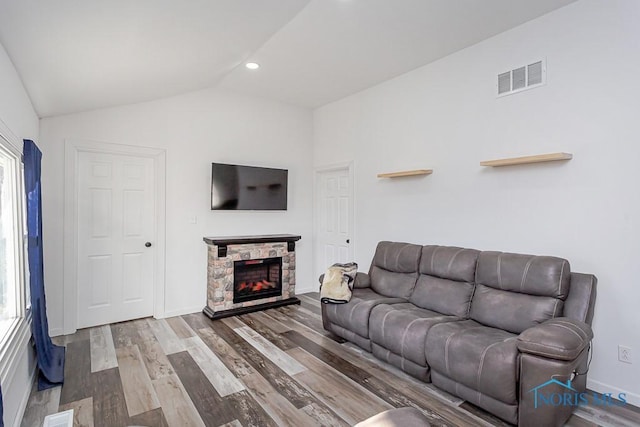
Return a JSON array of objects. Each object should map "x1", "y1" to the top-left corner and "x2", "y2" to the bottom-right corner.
[{"x1": 23, "y1": 140, "x2": 65, "y2": 390}]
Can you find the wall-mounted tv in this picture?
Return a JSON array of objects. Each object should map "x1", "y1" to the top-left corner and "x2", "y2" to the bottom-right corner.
[{"x1": 211, "y1": 163, "x2": 288, "y2": 210}]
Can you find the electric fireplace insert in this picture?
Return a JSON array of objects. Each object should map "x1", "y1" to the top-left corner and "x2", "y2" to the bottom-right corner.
[{"x1": 233, "y1": 257, "x2": 282, "y2": 304}]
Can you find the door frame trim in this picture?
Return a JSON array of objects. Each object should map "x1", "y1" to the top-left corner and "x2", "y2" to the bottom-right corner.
[
  {"x1": 313, "y1": 161, "x2": 355, "y2": 285},
  {"x1": 63, "y1": 139, "x2": 167, "y2": 334}
]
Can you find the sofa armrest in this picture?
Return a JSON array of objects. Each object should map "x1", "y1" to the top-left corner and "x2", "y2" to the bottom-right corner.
[
  {"x1": 517, "y1": 317, "x2": 593, "y2": 361},
  {"x1": 318, "y1": 272, "x2": 371, "y2": 288},
  {"x1": 353, "y1": 272, "x2": 371, "y2": 288}
]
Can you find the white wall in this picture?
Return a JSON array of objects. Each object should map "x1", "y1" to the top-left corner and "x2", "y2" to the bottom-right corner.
[
  {"x1": 40, "y1": 87, "x2": 314, "y2": 333},
  {"x1": 0, "y1": 42, "x2": 39, "y2": 427},
  {"x1": 314, "y1": 0, "x2": 640, "y2": 405}
]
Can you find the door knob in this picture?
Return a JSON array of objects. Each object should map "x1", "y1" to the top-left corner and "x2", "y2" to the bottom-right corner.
[
  {"x1": 145, "y1": 242, "x2": 152, "y2": 247},
  {"x1": 346, "y1": 239, "x2": 350, "y2": 244}
]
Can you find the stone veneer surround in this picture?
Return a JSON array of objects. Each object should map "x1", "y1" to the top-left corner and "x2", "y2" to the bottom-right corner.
[{"x1": 203, "y1": 235, "x2": 301, "y2": 319}]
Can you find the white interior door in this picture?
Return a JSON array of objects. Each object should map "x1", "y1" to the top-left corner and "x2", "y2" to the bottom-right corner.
[
  {"x1": 77, "y1": 151, "x2": 155, "y2": 328},
  {"x1": 316, "y1": 167, "x2": 354, "y2": 280}
]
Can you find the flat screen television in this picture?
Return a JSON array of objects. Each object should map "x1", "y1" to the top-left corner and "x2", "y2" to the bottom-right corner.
[{"x1": 211, "y1": 163, "x2": 288, "y2": 210}]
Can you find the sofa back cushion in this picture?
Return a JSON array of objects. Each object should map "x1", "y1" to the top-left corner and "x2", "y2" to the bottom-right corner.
[
  {"x1": 410, "y1": 246, "x2": 480, "y2": 317},
  {"x1": 369, "y1": 241, "x2": 422, "y2": 298},
  {"x1": 470, "y1": 251, "x2": 570, "y2": 334}
]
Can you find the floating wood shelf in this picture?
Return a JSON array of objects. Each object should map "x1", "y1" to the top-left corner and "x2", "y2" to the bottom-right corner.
[
  {"x1": 377, "y1": 169, "x2": 433, "y2": 178},
  {"x1": 480, "y1": 152, "x2": 572, "y2": 167}
]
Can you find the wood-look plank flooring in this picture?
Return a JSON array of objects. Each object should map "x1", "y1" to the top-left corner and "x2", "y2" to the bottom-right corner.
[{"x1": 22, "y1": 293, "x2": 640, "y2": 427}]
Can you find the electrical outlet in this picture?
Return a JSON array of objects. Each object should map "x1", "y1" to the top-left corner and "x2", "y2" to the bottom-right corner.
[{"x1": 618, "y1": 345, "x2": 632, "y2": 364}]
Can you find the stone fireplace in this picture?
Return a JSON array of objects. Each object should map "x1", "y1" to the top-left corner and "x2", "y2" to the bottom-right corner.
[{"x1": 203, "y1": 234, "x2": 301, "y2": 319}]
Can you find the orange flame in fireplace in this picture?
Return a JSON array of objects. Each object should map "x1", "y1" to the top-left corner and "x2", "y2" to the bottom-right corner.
[{"x1": 237, "y1": 280, "x2": 277, "y2": 292}]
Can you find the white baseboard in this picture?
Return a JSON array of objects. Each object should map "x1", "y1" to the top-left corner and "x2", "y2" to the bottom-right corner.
[
  {"x1": 588, "y1": 378, "x2": 640, "y2": 407},
  {"x1": 12, "y1": 367, "x2": 36, "y2": 427},
  {"x1": 49, "y1": 328, "x2": 64, "y2": 338},
  {"x1": 295, "y1": 284, "x2": 316, "y2": 294},
  {"x1": 161, "y1": 305, "x2": 204, "y2": 319}
]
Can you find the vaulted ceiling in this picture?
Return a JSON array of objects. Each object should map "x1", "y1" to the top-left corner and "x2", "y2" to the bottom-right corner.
[{"x1": 0, "y1": 0, "x2": 577, "y2": 117}]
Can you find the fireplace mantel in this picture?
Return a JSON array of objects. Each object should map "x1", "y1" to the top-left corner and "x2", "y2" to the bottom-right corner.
[
  {"x1": 203, "y1": 234, "x2": 301, "y2": 257},
  {"x1": 203, "y1": 234, "x2": 301, "y2": 245}
]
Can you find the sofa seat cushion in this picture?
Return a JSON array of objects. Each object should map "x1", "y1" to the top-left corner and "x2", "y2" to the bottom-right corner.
[
  {"x1": 323, "y1": 288, "x2": 405, "y2": 338},
  {"x1": 369, "y1": 303, "x2": 459, "y2": 367},
  {"x1": 425, "y1": 320, "x2": 519, "y2": 405}
]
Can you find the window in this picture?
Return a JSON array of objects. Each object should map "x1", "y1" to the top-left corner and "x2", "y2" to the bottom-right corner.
[{"x1": 0, "y1": 135, "x2": 26, "y2": 344}]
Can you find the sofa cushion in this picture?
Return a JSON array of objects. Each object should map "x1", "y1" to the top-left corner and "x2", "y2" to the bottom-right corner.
[
  {"x1": 470, "y1": 285, "x2": 564, "y2": 335},
  {"x1": 369, "y1": 242, "x2": 422, "y2": 298},
  {"x1": 323, "y1": 288, "x2": 405, "y2": 339},
  {"x1": 470, "y1": 251, "x2": 570, "y2": 334},
  {"x1": 425, "y1": 320, "x2": 519, "y2": 405},
  {"x1": 409, "y1": 245, "x2": 480, "y2": 318},
  {"x1": 369, "y1": 303, "x2": 459, "y2": 367},
  {"x1": 475, "y1": 251, "x2": 570, "y2": 297},
  {"x1": 420, "y1": 246, "x2": 479, "y2": 283}
]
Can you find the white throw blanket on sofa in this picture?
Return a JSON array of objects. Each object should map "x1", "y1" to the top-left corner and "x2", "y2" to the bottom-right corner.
[{"x1": 320, "y1": 262, "x2": 358, "y2": 304}]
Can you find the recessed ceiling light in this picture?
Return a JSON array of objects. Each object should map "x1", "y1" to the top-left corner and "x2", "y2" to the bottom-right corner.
[{"x1": 245, "y1": 62, "x2": 260, "y2": 70}]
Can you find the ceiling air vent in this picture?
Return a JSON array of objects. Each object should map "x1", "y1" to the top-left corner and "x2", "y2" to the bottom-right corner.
[{"x1": 497, "y1": 59, "x2": 546, "y2": 97}]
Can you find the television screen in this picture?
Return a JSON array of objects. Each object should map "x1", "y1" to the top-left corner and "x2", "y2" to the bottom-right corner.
[{"x1": 211, "y1": 163, "x2": 288, "y2": 210}]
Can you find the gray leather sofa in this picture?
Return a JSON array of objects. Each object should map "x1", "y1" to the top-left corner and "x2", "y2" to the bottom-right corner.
[{"x1": 320, "y1": 242, "x2": 597, "y2": 427}]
